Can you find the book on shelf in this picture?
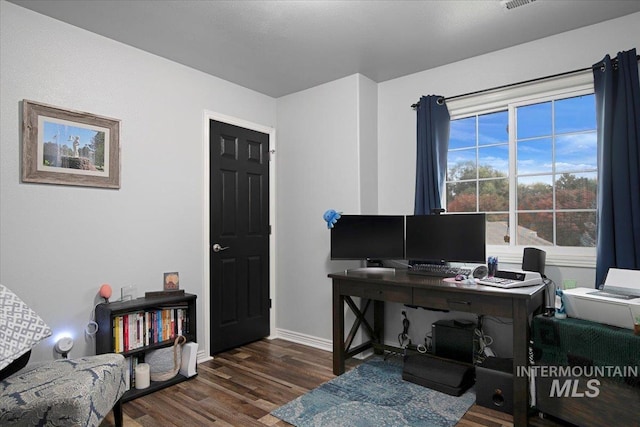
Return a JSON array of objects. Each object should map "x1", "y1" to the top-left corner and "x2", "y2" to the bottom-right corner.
[
  {"x1": 124, "y1": 356, "x2": 135, "y2": 391},
  {"x1": 130, "y1": 355, "x2": 139, "y2": 389},
  {"x1": 124, "y1": 357, "x2": 131, "y2": 390},
  {"x1": 118, "y1": 316, "x2": 124, "y2": 352},
  {"x1": 122, "y1": 314, "x2": 130, "y2": 351},
  {"x1": 112, "y1": 306, "x2": 190, "y2": 352}
]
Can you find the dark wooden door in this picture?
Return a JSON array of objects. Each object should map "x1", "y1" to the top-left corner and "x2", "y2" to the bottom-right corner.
[{"x1": 210, "y1": 120, "x2": 270, "y2": 354}]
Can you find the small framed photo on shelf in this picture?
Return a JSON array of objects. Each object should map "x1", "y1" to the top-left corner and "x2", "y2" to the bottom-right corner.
[{"x1": 163, "y1": 272, "x2": 180, "y2": 291}]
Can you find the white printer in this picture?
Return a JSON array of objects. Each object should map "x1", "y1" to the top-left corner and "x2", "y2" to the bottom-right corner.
[{"x1": 562, "y1": 268, "x2": 640, "y2": 329}]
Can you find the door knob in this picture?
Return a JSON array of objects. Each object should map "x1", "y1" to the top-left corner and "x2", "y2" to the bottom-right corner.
[{"x1": 212, "y1": 243, "x2": 229, "y2": 252}]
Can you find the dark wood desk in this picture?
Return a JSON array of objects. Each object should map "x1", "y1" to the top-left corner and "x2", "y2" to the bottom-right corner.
[{"x1": 329, "y1": 268, "x2": 546, "y2": 427}]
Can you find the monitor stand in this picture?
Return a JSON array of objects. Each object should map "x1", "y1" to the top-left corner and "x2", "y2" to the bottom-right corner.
[
  {"x1": 344, "y1": 259, "x2": 396, "y2": 274},
  {"x1": 366, "y1": 259, "x2": 384, "y2": 268},
  {"x1": 346, "y1": 267, "x2": 396, "y2": 275}
]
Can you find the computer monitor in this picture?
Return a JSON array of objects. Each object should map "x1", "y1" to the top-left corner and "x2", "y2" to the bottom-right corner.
[
  {"x1": 330, "y1": 215, "x2": 405, "y2": 260},
  {"x1": 405, "y1": 213, "x2": 486, "y2": 263}
]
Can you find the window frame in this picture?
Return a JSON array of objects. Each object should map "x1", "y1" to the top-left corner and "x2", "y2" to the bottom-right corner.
[{"x1": 446, "y1": 71, "x2": 596, "y2": 268}]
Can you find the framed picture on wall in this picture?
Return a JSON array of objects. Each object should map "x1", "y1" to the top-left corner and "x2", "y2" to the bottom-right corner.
[{"x1": 21, "y1": 100, "x2": 121, "y2": 189}]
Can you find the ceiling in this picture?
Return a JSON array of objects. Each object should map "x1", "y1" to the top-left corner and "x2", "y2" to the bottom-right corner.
[{"x1": 8, "y1": 0, "x2": 640, "y2": 98}]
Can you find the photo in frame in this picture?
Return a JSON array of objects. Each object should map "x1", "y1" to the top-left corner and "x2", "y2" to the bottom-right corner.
[
  {"x1": 21, "y1": 100, "x2": 121, "y2": 188},
  {"x1": 164, "y1": 272, "x2": 180, "y2": 291}
]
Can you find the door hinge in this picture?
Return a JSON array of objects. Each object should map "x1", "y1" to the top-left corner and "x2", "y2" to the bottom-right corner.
[
  {"x1": 269, "y1": 225, "x2": 272, "y2": 235},
  {"x1": 269, "y1": 149, "x2": 275, "y2": 161},
  {"x1": 269, "y1": 298, "x2": 272, "y2": 309}
]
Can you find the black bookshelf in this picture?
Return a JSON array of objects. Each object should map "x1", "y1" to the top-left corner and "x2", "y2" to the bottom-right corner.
[{"x1": 95, "y1": 292, "x2": 197, "y2": 401}]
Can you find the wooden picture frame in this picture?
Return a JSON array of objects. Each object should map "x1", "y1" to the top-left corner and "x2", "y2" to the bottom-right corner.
[
  {"x1": 22, "y1": 100, "x2": 121, "y2": 188},
  {"x1": 164, "y1": 272, "x2": 180, "y2": 291}
]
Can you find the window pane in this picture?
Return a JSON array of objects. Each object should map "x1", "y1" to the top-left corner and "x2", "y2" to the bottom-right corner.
[
  {"x1": 479, "y1": 145, "x2": 509, "y2": 177},
  {"x1": 517, "y1": 212, "x2": 553, "y2": 246},
  {"x1": 449, "y1": 116, "x2": 476, "y2": 149},
  {"x1": 556, "y1": 172, "x2": 597, "y2": 210},
  {"x1": 486, "y1": 213, "x2": 509, "y2": 246},
  {"x1": 447, "y1": 181, "x2": 476, "y2": 212},
  {"x1": 555, "y1": 133, "x2": 597, "y2": 173},
  {"x1": 448, "y1": 89, "x2": 597, "y2": 250},
  {"x1": 517, "y1": 101, "x2": 552, "y2": 139},
  {"x1": 479, "y1": 179, "x2": 509, "y2": 212},
  {"x1": 556, "y1": 211, "x2": 596, "y2": 247},
  {"x1": 478, "y1": 110, "x2": 508, "y2": 145},
  {"x1": 447, "y1": 149, "x2": 476, "y2": 181},
  {"x1": 555, "y1": 94, "x2": 596, "y2": 133},
  {"x1": 517, "y1": 138, "x2": 552, "y2": 174},
  {"x1": 517, "y1": 176, "x2": 553, "y2": 210}
]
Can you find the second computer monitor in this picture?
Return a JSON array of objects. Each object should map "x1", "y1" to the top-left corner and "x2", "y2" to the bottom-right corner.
[{"x1": 405, "y1": 213, "x2": 486, "y2": 264}]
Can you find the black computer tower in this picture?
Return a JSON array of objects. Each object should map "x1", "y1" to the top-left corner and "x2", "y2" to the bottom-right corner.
[
  {"x1": 476, "y1": 357, "x2": 514, "y2": 414},
  {"x1": 431, "y1": 319, "x2": 475, "y2": 363}
]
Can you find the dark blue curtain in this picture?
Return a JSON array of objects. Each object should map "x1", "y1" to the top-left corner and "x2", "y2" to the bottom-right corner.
[
  {"x1": 593, "y1": 49, "x2": 640, "y2": 286},
  {"x1": 414, "y1": 95, "x2": 450, "y2": 215}
]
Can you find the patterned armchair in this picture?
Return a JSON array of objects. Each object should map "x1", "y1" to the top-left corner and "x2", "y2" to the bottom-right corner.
[{"x1": 0, "y1": 285, "x2": 126, "y2": 427}]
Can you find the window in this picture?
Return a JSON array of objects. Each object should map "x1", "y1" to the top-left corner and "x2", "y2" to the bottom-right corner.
[{"x1": 445, "y1": 73, "x2": 597, "y2": 266}]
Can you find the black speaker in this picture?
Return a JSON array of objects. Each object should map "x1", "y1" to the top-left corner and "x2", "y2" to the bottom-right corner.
[
  {"x1": 472, "y1": 265, "x2": 488, "y2": 279},
  {"x1": 402, "y1": 354, "x2": 474, "y2": 397},
  {"x1": 522, "y1": 247, "x2": 546, "y2": 277},
  {"x1": 476, "y1": 357, "x2": 514, "y2": 414}
]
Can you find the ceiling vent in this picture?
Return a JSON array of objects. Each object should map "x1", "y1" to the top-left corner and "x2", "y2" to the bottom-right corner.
[{"x1": 501, "y1": 0, "x2": 536, "y2": 10}]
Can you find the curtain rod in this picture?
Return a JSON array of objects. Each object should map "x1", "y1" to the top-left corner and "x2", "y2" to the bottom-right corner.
[{"x1": 411, "y1": 54, "x2": 640, "y2": 109}]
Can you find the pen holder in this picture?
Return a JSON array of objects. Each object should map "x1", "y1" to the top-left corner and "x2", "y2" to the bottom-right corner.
[{"x1": 487, "y1": 257, "x2": 498, "y2": 277}]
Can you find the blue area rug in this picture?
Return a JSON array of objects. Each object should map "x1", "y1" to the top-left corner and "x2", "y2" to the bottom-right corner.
[{"x1": 271, "y1": 357, "x2": 475, "y2": 427}]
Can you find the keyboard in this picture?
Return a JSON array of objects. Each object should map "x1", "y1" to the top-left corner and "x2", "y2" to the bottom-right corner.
[{"x1": 407, "y1": 264, "x2": 471, "y2": 278}]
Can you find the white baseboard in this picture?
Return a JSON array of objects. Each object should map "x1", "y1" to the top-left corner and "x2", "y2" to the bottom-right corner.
[
  {"x1": 273, "y1": 328, "x2": 374, "y2": 360},
  {"x1": 196, "y1": 350, "x2": 212, "y2": 364},
  {"x1": 273, "y1": 328, "x2": 333, "y2": 352},
  {"x1": 192, "y1": 331, "x2": 331, "y2": 364},
  {"x1": 195, "y1": 330, "x2": 382, "y2": 364}
]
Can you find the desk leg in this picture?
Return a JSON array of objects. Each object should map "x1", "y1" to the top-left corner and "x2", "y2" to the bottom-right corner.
[
  {"x1": 333, "y1": 281, "x2": 345, "y2": 375},
  {"x1": 513, "y1": 299, "x2": 530, "y2": 427},
  {"x1": 373, "y1": 300, "x2": 384, "y2": 355}
]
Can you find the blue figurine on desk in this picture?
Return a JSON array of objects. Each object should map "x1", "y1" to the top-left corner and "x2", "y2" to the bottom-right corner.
[
  {"x1": 555, "y1": 288, "x2": 567, "y2": 319},
  {"x1": 323, "y1": 209, "x2": 341, "y2": 228}
]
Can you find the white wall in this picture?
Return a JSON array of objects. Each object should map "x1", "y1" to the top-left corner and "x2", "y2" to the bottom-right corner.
[
  {"x1": 0, "y1": 1, "x2": 276, "y2": 364},
  {"x1": 377, "y1": 13, "x2": 640, "y2": 356},
  {"x1": 357, "y1": 74, "x2": 379, "y2": 214},
  {"x1": 274, "y1": 74, "x2": 379, "y2": 347},
  {"x1": 275, "y1": 75, "x2": 361, "y2": 343}
]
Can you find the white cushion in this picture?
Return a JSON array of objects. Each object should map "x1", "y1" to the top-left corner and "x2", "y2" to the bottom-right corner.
[{"x1": 0, "y1": 284, "x2": 52, "y2": 372}]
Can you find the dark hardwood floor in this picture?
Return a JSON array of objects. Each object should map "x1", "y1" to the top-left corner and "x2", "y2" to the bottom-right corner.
[{"x1": 101, "y1": 338, "x2": 567, "y2": 427}]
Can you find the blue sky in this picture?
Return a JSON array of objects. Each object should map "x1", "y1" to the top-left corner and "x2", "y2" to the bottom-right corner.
[
  {"x1": 42, "y1": 118, "x2": 102, "y2": 148},
  {"x1": 448, "y1": 94, "x2": 597, "y2": 180}
]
